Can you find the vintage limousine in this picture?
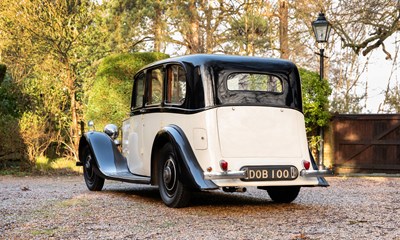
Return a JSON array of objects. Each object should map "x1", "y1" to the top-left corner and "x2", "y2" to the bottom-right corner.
[{"x1": 78, "y1": 54, "x2": 332, "y2": 208}]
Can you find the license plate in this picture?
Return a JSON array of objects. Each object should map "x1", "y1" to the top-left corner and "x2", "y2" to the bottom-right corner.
[{"x1": 240, "y1": 166, "x2": 298, "y2": 181}]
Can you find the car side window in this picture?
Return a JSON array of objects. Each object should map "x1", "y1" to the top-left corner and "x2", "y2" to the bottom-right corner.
[
  {"x1": 133, "y1": 72, "x2": 145, "y2": 109},
  {"x1": 166, "y1": 65, "x2": 186, "y2": 105},
  {"x1": 147, "y1": 68, "x2": 163, "y2": 105}
]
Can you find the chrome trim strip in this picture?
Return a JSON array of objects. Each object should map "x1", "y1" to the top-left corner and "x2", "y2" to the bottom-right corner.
[
  {"x1": 300, "y1": 169, "x2": 334, "y2": 177},
  {"x1": 204, "y1": 170, "x2": 247, "y2": 180}
]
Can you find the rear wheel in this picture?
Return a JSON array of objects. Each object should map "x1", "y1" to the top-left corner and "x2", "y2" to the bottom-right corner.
[
  {"x1": 158, "y1": 143, "x2": 190, "y2": 208},
  {"x1": 83, "y1": 146, "x2": 104, "y2": 191},
  {"x1": 263, "y1": 186, "x2": 301, "y2": 203}
]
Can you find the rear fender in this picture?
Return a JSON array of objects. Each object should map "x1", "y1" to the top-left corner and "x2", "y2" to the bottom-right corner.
[
  {"x1": 308, "y1": 148, "x2": 329, "y2": 187},
  {"x1": 151, "y1": 125, "x2": 218, "y2": 190}
]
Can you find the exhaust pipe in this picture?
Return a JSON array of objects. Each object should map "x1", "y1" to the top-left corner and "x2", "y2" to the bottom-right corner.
[{"x1": 222, "y1": 187, "x2": 247, "y2": 193}]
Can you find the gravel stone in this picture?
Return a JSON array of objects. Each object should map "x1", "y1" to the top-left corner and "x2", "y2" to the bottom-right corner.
[{"x1": 1, "y1": 176, "x2": 399, "y2": 239}]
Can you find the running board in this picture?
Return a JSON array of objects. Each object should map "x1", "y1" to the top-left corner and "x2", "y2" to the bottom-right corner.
[
  {"x1": 94, "y1": 168, "x2": 151, "y2": 184},
  {"x1": 104, "y1": 171, "x2": 151, "y2": 184}
]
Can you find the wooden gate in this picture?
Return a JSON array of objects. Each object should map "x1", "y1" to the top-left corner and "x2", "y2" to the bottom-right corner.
[{"x1": 331, "y1": 114, "x2": 400, "y2": 174}]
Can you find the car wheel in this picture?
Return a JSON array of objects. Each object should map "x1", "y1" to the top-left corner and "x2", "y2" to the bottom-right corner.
[
  {"x1": 265, "y1": 186, "x2": 300, "y2": 203},
  {"x1": 158, "y1": 143, "x2": 190, "y2": 208},
  {"x1": 83, "y1": 146, "x2": 105, "y2": 191}
]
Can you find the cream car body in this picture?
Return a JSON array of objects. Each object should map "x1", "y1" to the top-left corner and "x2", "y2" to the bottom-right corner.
[{"x1": 78, "y1": 54, "x2": 332, "y2": 208}]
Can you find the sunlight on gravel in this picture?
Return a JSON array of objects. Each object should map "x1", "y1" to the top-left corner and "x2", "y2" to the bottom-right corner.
[{"x1": 1, "y1": 176, "x2": 399, "y2": 240}]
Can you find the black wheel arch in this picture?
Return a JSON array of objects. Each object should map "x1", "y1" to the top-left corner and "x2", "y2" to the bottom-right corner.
[
  {"x1": 151, "y1": 125, "x2": 218, "y2": 190},
  {"x1": 79, "y1": 135, "x2": 106, "y2": 178}
]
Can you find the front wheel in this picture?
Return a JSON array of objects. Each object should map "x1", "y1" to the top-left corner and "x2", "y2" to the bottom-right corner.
[
  {"x1": 263, "y1": 186, "x2": 301, "y2": 203},
  {"x1": 83, "y1": 146, "x2": 105, "y2": 191},
  {"x1": 158, "y1": 143, "x2": 190, "y2": 208}
]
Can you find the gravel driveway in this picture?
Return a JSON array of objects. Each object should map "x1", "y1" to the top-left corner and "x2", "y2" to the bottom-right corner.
[{"x1": 1, "y1": 175, "x2": 399, "y2": 240}]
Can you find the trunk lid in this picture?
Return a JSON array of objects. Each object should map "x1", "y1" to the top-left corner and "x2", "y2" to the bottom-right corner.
[{"x1": 216, "y1": 106, "x2": 304, "y2": 158}]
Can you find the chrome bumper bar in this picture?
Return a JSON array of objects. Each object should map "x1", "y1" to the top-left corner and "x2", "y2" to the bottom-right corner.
[
  {"x1": 300, "y1": 169, "x2": 334, "y2": 177},
  {"x1": 204, "y1": 169, "x2": 334, "y2": 180},
  {"x1": 204, "y1": 170, "x2": 247, "y2": 180}
]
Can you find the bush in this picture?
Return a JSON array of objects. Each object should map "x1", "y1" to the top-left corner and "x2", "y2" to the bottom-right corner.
[
  {"x1": 299, "y1": 68, "x2": 331, "y2": 152},
  {"x1": 0, "y1": 72, "x2": 28, "y2": 169},
  {"x1": 85, "y1": 52, "x2": 169, "y2": 129},
  {"x1": 0, "y1": 64, "x2": 6, "y2": 84},
  {"x1": 299, "y1": 68, "x2": 331, "y2": 134},
  {"x1": 19, "y1": 112, "x2": 56, "y2": 163},
  {"x1": 0, "y1": 115, "x2": 27, "y2": 168}
]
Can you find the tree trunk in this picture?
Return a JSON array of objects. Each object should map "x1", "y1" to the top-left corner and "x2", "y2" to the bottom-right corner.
[
  {"x1": 153, "y1": 0, "x2": 162, "y2": 52},
  {"x1": 205, "y1": 1, "x2": 213, "y2": 53},
  {"x1": 279, "y1": 0, "x2": 289, "y2": 59},
  {"x1": 188, "y1": 0, "x2": 201, "y2": 53},
  {"x1": 66, "y1": 62, "x2": 79, "y2": 158}
]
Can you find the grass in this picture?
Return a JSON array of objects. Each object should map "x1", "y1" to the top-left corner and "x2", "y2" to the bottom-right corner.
[
  {"x1": 0, "y1": 156, "x2": 82, "y2": 176},
  {"x1": 31, "y1": 228, "x2": 58, "y2": 237}
]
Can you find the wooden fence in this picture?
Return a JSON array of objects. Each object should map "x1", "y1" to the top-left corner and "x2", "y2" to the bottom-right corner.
[{"x1": 325, "y1": 114, "x2": 400, "y2": 174}]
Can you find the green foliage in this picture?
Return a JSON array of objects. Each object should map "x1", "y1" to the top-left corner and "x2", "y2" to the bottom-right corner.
[
  {"x1": 228, "y1": 13, "x2": 272, "y2": 54},
  {"x1": 19, "y1": 112, "x2": 55, "y2": 162},
  {"x1": 299, "y1": 68, "x2": 332, "y2": 135},
  {"x1": 0, "y1": 114, "x2": 27, "y2": 164},
  {"x1": 86, "y1": 52, "x2": 169, "y2": 129},
  {"x1": 0, "y1": 64, "x2": 6, "y2": 83},
  {"x1": 0, "y1": 77, "x2": 22, "y2": 118},
  {"x1": 0, "y1": 72, "x2": 28, "y2": 166}
]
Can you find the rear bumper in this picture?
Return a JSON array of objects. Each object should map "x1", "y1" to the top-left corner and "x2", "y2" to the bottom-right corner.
[
  {"x1": 204, "y1": 169, "x2": 334, "y2": 180},
  {"x1": 300, "y1": 169, "x2": 334, "y2": 177},
  {"x1": 204, "y1": 170, "x2": 247, "y2": 180}
]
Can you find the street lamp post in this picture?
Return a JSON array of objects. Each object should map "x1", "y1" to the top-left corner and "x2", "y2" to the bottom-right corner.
[{"x1": 312, "y1": 12, "x2": 331, "y2": 169}]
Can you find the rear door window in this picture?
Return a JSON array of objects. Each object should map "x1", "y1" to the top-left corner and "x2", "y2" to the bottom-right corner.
[
  {"x1": 166, "y1": 65, "x2": 186, "y2": 105},
  {"x1": 147, "y1": 68, "x2": 163, "y2": 106}
]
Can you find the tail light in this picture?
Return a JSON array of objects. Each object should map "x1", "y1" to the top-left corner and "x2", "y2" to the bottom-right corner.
[
  {"x1": 220, "y1": 160, "x2": 228, "y2": 172},
  {"x1": 303, "y1": 160, "x2": 311, "y2": 170}
]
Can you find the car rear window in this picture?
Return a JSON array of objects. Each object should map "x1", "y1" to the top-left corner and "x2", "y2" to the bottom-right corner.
[{"x1": 226, "y1": 73, "x2": 283, "y2": 93}]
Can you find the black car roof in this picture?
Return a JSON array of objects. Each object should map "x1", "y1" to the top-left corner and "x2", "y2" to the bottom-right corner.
[{"x1": 137, "y1": 54, "x2": 297, "y2": 75}]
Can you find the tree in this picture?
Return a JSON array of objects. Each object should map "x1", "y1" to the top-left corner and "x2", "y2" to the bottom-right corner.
[
  {"x1": 379, "y1": 44, "x2": 400, "y2": 112},
  {"x1": 329, "y1": 48, "x2": 368, "y2": 113},
  {"x1": 0, "y1": 0, "x2": 103, "y2": 158},
  {"x1": 103, "y1": 0, "x2": 166, "y2": 53},
  {"x1": 331, "y1": 0, "x2": 400, "y2": 59},
  {"x1": 279, "y1": 0, "x2": 289, "y2": 59}
]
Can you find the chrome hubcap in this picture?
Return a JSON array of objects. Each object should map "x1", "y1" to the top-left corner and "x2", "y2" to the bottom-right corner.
[{"x1": 163, "y1": 158, "x2": 176, "y2": 193}]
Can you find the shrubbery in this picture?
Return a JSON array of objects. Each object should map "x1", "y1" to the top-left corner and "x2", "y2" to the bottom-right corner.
[
  {"x1": 299, "y1": 68, "x2": 332, "y2": 150},
  {"x1": 0, "y1": 67, "x2": 28, "y2": 168},
  {"x1": 85, "y1": 52, "x2": 169, "y2": 129},
  {"x1": 0, "y1": 64, "x2": 6, "y2": 83}
]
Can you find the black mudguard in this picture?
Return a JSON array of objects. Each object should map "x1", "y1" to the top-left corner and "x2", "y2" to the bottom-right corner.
[
  {"x1": 79, "y1": 131, "x2": 150, "y2": 184},
  {"x1": 152, "y1": 125, "x2": 218, "y2": 190},
  {"x1": 309, "y1": 149, "x2": 329, "y2": 187}
]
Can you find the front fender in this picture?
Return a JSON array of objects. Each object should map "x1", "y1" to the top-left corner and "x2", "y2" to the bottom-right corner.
[
  {"x1": 152, "y1": 125, "x2": 218, "y2": 190},
  {"x1": 79, "y1": 131, "x2": 127, "y2": 176}
]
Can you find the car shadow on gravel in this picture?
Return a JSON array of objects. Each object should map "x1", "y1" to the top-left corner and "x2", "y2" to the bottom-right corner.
[{"x1": 100, "y1": 184, "x2": 304, "y2": 208}]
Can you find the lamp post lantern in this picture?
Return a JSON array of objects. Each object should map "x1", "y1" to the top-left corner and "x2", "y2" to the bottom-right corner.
[
  {"x1": 312, "y1": 12, "x2": 331, "y2": 169},
  {"x1": 312, "y1": 12, "x2": 331, "y2": 81}
]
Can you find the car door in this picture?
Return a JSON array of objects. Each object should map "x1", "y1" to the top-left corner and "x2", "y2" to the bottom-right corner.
[
  {"x1": 124, "y1": 71, "x2": 146, "y2": 174},
  {"x1": 141, "y1": 67, "x2": 164, "y2": 175}
]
